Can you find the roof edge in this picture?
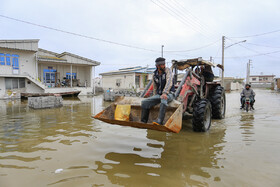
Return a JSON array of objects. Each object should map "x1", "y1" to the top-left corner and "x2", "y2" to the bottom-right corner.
[
  {"x1": 0, "y1": 39, "x2": 40, "y2": 43},
  {"x1": 57, "y1": 52, "x2": 100, "y2": 65}
]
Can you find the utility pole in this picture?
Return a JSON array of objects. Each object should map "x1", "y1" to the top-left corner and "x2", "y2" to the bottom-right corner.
[
  {"x1": 246, "y1": 59, "x2": 252, "y2": 84},
  {"x1": 221, "y1": 36, "x2": 225, "y2": 86},
  {"x1": 161, "y1": 45, "x2": 164, "y2": 57}
]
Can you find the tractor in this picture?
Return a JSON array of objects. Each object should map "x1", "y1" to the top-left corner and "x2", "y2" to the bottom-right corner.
[{"x1": 93, "y1": 58, "x2": 225, "y2": 133}]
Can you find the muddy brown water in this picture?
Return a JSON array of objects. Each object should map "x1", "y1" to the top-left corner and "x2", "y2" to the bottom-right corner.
[{"x1": 0, "y1": 89, "x2": 280, "y2": 187}]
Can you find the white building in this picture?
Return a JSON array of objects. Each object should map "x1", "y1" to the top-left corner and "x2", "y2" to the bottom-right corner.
[
  {"x1": 100, "y1": 66, "x2": 155, "y2": 91},
  {"x1": 249, "y1": 74, "x2": 275, "y2": 88},
  {"x1": 250, "y1": 75, "x2": 275, "y2": 84},
  {"x1": 0, "y1": 39, "x2": 100, "y2": 99}
]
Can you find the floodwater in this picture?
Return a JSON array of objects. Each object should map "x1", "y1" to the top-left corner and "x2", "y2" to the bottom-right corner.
[{"x1": 0, "y1": 89, "x2": 280, "y2": 187}]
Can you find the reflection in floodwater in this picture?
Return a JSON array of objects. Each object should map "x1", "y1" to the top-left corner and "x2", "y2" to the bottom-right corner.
[
  {"x1": 0, "y1": 98, "x2": 98, "y2": 173},
  {"x1": 240, "y1": 113, "x2": 255, "y2": 146},
  {"x1": 94, "y1": 128, "x2": 226, "y2": 186}
]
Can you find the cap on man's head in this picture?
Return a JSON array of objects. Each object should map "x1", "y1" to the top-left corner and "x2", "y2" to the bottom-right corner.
[{"x1": 155, "y1": 57, "x2": 165, "y2": 65}]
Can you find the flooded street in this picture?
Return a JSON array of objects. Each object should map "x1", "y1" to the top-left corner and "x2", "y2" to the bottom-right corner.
[{"x1": 1, "y1": 89, "x2": 280, "y2": 187}]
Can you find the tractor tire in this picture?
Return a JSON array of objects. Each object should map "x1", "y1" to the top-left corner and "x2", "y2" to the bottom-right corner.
[
  {"x1": 209, "y1": 86, "x2": 226, "y2": 119},
  {"x1": 192, "y1": 99, "x2": 212, "y2": 132}
]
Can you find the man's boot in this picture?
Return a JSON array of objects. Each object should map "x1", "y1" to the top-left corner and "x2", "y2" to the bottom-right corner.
[
  {"x1": 153, "y1": 103, "x2": 167, "y2": 126},
  {"x1": 141, "y1": 108, "x2": 150, "y2": 123}
]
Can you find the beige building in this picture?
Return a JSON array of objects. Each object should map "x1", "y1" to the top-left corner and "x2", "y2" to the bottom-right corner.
[
  {"x1": 249, "y1": 75, "x2": 275, "y2": 88},
  {"x1": 0, "y1": 39, "x2": 100, "y2": 99},
  {"x1": 100, "y1": 66, "x2": 155, "y2": 91},
  {"x1": 250, "y1": 75, "x2": 275, "y2": 84}
]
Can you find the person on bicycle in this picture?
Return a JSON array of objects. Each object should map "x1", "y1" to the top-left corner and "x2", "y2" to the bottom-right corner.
[{"x1": 240, "y1": 84, "x2": 256, "y2": 110}]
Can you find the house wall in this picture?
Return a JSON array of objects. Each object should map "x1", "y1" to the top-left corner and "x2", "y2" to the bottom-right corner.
[
  {"x1": 102, "y1": 73, "x2": 135, "y2": 90},
  {"x1": 0, "y1": 78, "x2": 5, "y2": 98},
  {"x1": 0, "y1": 48, "x2": 36, "y2": 77}
]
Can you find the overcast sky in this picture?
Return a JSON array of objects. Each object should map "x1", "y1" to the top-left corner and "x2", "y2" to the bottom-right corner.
[{"x1": 1, "y1": 0, "x2": 280, "y2": 78}]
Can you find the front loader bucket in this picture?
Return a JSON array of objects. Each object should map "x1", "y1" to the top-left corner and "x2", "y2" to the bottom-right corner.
[{"x1": 93, "y1": 97, "x2": 183, "y2": 133}]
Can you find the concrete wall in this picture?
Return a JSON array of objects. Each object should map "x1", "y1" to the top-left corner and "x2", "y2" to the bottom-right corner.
[
  {"x1": 251, "y1": 83, "x2": 272, "y2": 89},
  {"x1": 0, "y1": 78, "x2": 5, "y2": 98},
  {"x1": 224, "y1": 80, "x2": 243, "y2": 91},
  {"x1": 230, "y1": 82, "x2": 243, "y2": 90},
  {"x1": 25, "y1": 79, "x2": 44, "y2": 93}
]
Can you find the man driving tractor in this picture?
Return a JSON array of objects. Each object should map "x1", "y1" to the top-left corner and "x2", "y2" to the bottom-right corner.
[
  {"x1": 240, "y1": 84, "x2": 256, "y2": 110},
  {"x1": 141, "y1": 57, "x2": 175, "y2": 125}
]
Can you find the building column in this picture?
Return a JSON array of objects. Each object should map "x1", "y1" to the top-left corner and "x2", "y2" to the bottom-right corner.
[
  {"x1": 133, "y1": 73, "x2": 136, "y2": 89},
  {"x1": 70, "y1": 64, "x2": 72, "y2": 87},
  {"x1": 92, "y1": 66, "x2": 95, "y2": 95},
  {"x1": 35, "y1": 53, "x2": 38, "y2": 79}
]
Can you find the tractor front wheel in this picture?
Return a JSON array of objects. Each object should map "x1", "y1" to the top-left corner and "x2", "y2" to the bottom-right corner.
[
  {"x1": 210, "y1": 86, "x2": 226, "y2": 119},
  {"x1": 192, "y1": 99, "x2": 212, "y2": 132}
]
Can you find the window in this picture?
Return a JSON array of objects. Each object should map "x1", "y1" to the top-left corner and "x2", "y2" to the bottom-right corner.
[
  {"x1": 5, "y1": 78, "x2": 25, "y2": 89},
  {"x1": 12, "y1": 54, "x2": 19, "y2": 69},
  {"x1": 0, "y1": 53, "x2": 5, "y2": 65},
  {"x1": 135, "y1": 75, "x2": 140, "y2": 88},
  {"x1": 12, "y1": 79, "x2": 18, "y2": 88},
  {"x1": 143, "y1": 74, "x2": 148, "y2": 87},
  {"x1": 43, "y1": 69, "x2": 56, "y2": 83},
  {"x1": 6, "y1": 54, "x2": 11, "y2": 65},
  {"x1": 116, "y1": 79, "x2": 121, "y2": 87},
  {"x1": 66, "y1": 72, "x2": 77, "y2": 79},
  {"x1": 252, "y1": 78, "x2": 256, "y2": 81},
  {"x1": 19, "y1": 78, "x2": 25, "y2": 88},
  {"x1": 5, "y1": 78, "x2": 12, "y2": 89}
]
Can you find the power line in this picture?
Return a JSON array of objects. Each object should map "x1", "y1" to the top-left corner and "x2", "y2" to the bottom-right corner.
[
  {"x1": 245, "y1": 42, "x2": 280, "y2": 49},
  {"x1": 238, "y1": 43, "x2": 279, "y2": 59},
  {"x1": 230, "y1": 29, "x2": 280, "y2": 38},
  {"x1": 165, "y1": 39, "x2": 220, "y2": 52},
  {"x1": 0, "y1": 14, "x2": 160, "y2": 53},
  {"x1": 215, "y1": 49, "x2": 280, "y2": 59},
  {"x1": 150, "y1": 0, "x2": 207, "y2": 38},
  {"x1": 160, "y1": 0, "x2": 209, "y2": 35},
  {"x1": 227, "y1": 37, "x2": 279, "y2": 59},
  {"x1": 169, "y1": 0, "x2": 221, "y2": 39}
]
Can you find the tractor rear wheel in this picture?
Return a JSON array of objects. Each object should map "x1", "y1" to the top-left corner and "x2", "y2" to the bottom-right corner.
[
  {"x1": 192, "y1": 99, "x2": 212, "y2": 132},
  {"x1": 209, "y1": 86, "x2": 226, "y2": 119}
]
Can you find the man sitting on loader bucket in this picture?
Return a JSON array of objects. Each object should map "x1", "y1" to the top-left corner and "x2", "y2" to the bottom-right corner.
[{"x1": 141, "y1": 57, "x2": 175, "y2": 125}]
